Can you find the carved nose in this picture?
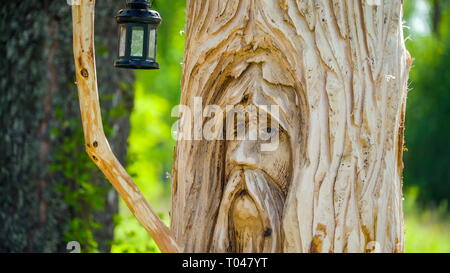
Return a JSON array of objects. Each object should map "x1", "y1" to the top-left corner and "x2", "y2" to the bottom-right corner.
[{"x1": 230, "y1": 140, "x2": 259, "y2": 167}]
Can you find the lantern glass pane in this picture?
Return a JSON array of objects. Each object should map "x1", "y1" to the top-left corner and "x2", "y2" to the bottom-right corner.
[
  {"x1": 118, "y1": 24, "x2": 126, "y2": 57},
  {"x1": 148, "y1": 28, "x2": 157, "y2": 60},
  {"x1": 130, "y1": 26, "x2": 145, "y2": 57}
]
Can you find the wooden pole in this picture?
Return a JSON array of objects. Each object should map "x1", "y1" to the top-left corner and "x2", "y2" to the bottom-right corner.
[{"x1": 71, "y1": 0, "x2": 179, "y2": 253}]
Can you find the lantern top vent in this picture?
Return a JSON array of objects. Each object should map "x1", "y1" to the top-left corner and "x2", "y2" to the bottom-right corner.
[{"x1": 116, "y1": 0, "x2": 161, "y2": 25}]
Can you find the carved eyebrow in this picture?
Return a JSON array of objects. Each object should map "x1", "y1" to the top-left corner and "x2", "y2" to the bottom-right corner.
[{"x1": 223, "y1": 101, "x2": 290, "y2": 134}]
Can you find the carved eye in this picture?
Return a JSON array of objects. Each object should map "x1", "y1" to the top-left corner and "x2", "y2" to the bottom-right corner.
[{"x1": 261, "y1": 126, "x2": 279, "y2": 138}]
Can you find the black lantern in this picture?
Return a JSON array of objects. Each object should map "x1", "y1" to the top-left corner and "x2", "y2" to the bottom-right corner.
[{"x1": 115, "y1": 0, "x2": 161, "y2": 70}]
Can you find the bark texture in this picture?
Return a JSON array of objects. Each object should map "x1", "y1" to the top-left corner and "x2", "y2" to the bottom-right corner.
[
  {"x1": 0, "y1": 1, "x2": 133, "y2": 252},
  {"x1": 172, "y1": 0, "x2": 412, "y2": 253}
]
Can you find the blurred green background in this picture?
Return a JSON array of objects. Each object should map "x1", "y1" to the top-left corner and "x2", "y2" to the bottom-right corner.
[{"x1": 110, "y1": 0, "x2": 450, "y2": 253}]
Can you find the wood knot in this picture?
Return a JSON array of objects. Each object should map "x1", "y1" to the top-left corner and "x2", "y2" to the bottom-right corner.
[
  {"x1": 241, "y1": 94, "x2": 249, "y2": 104},
  {"x1": 80, "y1": 68, "x2": 89, "y2": 78},
  {"x1": 264, "y1": 228, "x2": 272, "y2": 237}
]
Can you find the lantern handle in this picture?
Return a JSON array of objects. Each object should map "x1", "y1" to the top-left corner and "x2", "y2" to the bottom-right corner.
[
  {"x1": 125, "y1": 0, "x2": 154, "y2": 8},
  {"x1": 71, "y1": 0, "x2": 180, "y2": 253}
]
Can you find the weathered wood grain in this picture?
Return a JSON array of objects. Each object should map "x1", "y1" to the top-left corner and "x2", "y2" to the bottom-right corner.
[{"x1": 172, "y1": 0, "x2": 411, "y2": 253}]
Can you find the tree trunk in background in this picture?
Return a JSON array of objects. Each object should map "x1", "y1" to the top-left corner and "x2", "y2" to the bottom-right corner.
[
  {"x1": 432, "y1": 0, "x2": 442, "y2": 36},
  {"x1": 172, "y1": 0, "x2": 411, "y2": 252},
  {"x1": 0, "y1": 1, "x2": 133, "y2": 252}
]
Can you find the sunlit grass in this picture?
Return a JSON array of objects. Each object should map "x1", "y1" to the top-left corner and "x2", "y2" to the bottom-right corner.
[
  {"x1": 404, "y1": 187, "x2": 450, "y2": 253},
  {"x1": 111, "y1": 213, "x2": 161, "y2": 253}
]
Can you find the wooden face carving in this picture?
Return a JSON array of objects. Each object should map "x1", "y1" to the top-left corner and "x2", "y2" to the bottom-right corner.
[
  {"x1": 173, "y1": 1, "x2": 410, "y2": 254},
  {"x1": 211, "y1": 99, "x2": 294, "y2": 253},
  {"x1": 226, "y1": 117, "x2": 292, "y2": 195}
]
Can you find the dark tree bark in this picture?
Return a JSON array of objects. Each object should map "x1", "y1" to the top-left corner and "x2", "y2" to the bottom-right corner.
[
  {"x1": 432, "y1": 0, "x2": 442, "y2": 36},
  {"x1": 0, "y1": 1, "x2": 133, "y2": 252}
]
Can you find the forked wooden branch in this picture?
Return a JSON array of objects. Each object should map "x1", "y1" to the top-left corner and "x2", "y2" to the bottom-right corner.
[{"x1": 71, "y1": 0, "x2": 179, "y2": 253}]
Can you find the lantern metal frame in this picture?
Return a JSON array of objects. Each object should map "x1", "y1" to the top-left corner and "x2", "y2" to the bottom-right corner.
[{"x1": 114, "y1": 0, "x2": 162, "y2": 70}]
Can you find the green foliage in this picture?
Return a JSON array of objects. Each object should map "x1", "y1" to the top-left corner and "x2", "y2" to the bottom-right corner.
[
  {"x1": 112, "y1": 0, "x2": 186, "y2": 253},
  {"x1": 50, "y1": 98, "x2": 107, "y2": 253},
  {"x1": 404, "y1": 0, "x2": 450, "y2": 206}
]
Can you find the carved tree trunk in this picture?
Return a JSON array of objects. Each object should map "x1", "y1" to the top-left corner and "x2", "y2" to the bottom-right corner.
[{"x1": 172, "y1": 0, "x2": 412, "y2": 253}]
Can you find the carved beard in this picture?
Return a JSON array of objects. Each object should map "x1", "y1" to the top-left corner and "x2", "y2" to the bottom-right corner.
[{"x1": 211, "y1": 168, "x2": 286, "y2": 253}]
